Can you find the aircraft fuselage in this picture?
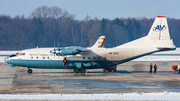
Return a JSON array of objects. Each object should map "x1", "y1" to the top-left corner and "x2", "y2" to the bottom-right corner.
[{"x1": 6, "y1": 46, "x2": 172, "y2": 69}]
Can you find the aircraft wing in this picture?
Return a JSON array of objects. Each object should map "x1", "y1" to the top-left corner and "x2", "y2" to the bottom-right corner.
[{"x1": 73, "y1": 47, "x2": 91, "y2": 52}]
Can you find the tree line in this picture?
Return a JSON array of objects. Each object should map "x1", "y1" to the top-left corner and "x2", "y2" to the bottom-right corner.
[{"x1": 0, "y1": 6, "x2": 180, "y2": 50}]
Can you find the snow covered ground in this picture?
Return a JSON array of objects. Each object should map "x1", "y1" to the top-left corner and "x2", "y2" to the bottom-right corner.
[
  {"x1": 0, "y1": 50, "x2": 180, "y2": 100},
  {"x1": 132, "y1": 56, "x2": 180, "y2": 61},
  {"x1": 0, "y1": 92, "x2": 180, "y2": 100}
]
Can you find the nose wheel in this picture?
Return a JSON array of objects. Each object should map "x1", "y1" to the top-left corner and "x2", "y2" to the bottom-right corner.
[{"x1": 28, "y1": 69, "x2": 33, "y2": 73}]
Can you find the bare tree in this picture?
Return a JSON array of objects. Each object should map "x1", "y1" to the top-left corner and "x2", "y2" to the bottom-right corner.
[
  {"x1": 49, "y1": 6, "x2": 62, "y2": 19},
  {"x1": 29, "y1": 6, "x2": 74, "y2": 19},
  {"x1": 29, "y1": 6, "x2": 49, "y2": 19}
]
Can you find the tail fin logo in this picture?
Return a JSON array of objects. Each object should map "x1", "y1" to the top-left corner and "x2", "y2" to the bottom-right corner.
[
  {"x1": 153, "y1": 25, "x2": 166, "y2": 32},
  {"x1": 98, "y1": 41, "x2": 102, "y2": 44}
]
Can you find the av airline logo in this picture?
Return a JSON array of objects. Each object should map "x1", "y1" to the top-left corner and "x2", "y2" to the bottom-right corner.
[{"x1": 153, "y1": 25, "x2": 166, "y2": 32}]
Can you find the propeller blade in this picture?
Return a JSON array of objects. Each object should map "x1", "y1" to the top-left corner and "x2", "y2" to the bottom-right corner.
[
  {"x1": 57, "y1": 41, "x2": 61, "y2": 56},
  {"x1": 54, "y1": 41, "x2": 56, "y2": 54},
  {"x1": 58, "y1": 41, "x2": 60, "y2": 51}
]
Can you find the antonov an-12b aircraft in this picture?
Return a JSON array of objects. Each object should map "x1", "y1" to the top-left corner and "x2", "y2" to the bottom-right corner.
[{"x1": 6, "y1": 16, "x2": 176, "y2": 73}]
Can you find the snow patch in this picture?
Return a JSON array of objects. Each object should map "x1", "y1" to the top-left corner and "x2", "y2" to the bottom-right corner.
[{"x1": 0, "y1": 92, "x2": 180, "y2": 100}]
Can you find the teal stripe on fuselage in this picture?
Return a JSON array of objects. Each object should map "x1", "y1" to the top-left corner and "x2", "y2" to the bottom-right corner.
[
  {"x1": 7, "y1": 59, "x2": 63, "y2": 69},
  {"x1": 7, "y1": 59, "x2": 106, "y2": 69}
]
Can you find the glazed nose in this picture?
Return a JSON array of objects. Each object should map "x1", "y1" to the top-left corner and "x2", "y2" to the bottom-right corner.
[
  {"x1": 4, "y1": 58, "x2": 7, "y2": 62},
  {"x1": 4, "y1": 56, "x2": 10, "y2": 62}
]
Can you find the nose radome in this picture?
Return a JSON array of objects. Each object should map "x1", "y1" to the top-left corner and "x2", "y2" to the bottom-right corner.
[{"x1": 6, "y1": 59, "x2": 15, "y2": 67}]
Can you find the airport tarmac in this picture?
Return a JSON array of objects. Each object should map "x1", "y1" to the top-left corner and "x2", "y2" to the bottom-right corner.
[{"x1": 0, "y1": 61, "x2": 180, "y2": 94}]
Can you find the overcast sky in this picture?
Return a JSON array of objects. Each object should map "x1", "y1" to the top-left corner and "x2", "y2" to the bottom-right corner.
[{"x1": 0, "y1": 0, "x2": 179, "y2": 20}]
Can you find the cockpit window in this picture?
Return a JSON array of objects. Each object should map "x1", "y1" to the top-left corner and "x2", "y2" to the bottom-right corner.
[
  {"x1": 9, "y1": 52, "x2": 25, "y2": 58},
  {"x1": 10, "y1": 54, "x2": 16, "y2": 57},
  {"x1": 19, "y1": 53, "x2": 25, "y2": 55},
  {"x1": 16, "y1": 52, "x2": 19, "y2": 55}
]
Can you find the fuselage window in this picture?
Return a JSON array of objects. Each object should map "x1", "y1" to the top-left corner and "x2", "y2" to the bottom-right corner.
[
  {"x1": 83, "y1": 57, "x2": 85, "y2": 59},
  {"x1": 93, "y1": 57, "x2": 95, "y2": 59},
  {"x1": 47, "y1": 57, "x2": 49, "y2": 59},
  {"x1": 23, "y1": 53, "x2": 25, "y2": 55},
  {"x1": 31, "y1": 57, "x2": 33, "y2": 59},
  {"x1": 36, "y1": 57, "x2": 38, "y2": 59},
  {"x1": 98, "y1": 57, "x2": 100, "y2": 60},
  {"x1": 43, "y1": 57, "x2": 45, "y2": 59},
  {"x1": 88, "y1": 57, "x2": 90, "y2": 59}
]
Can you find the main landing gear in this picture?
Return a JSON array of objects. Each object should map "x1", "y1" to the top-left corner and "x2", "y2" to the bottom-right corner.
[
  {"x1": 74, "y1": 68, "x2": 86, "y2": 73},
  {"x1": 27, "y1": 68, "x2": 33, "y2": 74}
]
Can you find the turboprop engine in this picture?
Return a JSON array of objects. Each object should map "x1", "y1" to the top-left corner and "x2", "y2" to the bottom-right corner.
[{"x1": 50, "y1": 48, "x2": 81, "y2": 56}]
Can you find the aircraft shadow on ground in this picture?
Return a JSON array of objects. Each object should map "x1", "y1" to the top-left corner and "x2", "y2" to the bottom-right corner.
[
  {"x1": 32, "y1": 70, "x2": 132, "y2": 74},
  {"x1": 28, "y1": 70, "x2": 175, "y2": 74}
]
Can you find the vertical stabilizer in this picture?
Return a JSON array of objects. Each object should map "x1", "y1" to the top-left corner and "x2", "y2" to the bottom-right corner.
[
  {"x1": 91, "y1": 36, "x2": 107, "y2": 48},
  {"x1": 147, "y1": 16, "x2": 170, "y2": 40},
  {"x1": 115, "y1": 16, "x2": 175, "y2": 49}
]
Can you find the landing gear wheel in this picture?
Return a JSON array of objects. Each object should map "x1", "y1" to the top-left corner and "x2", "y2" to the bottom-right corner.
[
  {"x1": 175, "y1": 67, "x2": 178, "y2": 71},
  {"x1": 28, "y1": 69, "x2": 33, "y2": 74},
  {"x1": 74, "y1": 68, "x2": 79, "y2": 73},
  {"x1": 80, "y1": 68, "x2": 86, "y2": 73}
]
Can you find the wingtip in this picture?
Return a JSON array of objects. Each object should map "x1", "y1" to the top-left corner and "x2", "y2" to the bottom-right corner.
[{"x1": 83, "y1": 50, "x2": 91, "y2": 52}]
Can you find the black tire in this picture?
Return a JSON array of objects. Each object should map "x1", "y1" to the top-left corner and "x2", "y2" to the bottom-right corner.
[
  {"x1": 80, "y1": 68, "x2": 86, "y2": 73},
  {"x1": 175, "y1": 67, "x2": 178, "y2": 71},
  {"x1": 74, "y1": 68, "x2": 79, "y2": 73},
  {"x1": 28, "y1": 69, "x2": 33, "y2": 73}
]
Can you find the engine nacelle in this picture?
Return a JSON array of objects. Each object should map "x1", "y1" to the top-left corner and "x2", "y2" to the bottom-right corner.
[
  {"x1": 60, "y1": 49, "x2": 80, "y2": 56},
  {"x1": 50, "y1": 47, "x2": 90, "y2": 56}
]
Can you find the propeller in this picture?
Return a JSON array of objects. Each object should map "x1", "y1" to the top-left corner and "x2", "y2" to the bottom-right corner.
[
  {"x1": 58, "y1": 41, "x2": 61, "y2": 56},
  {"x1": 54, "y1": 41, "x2": 56, "y2": 58},
  {"x1": 54, "y1": 41, "x2": 56, "y2": 54}
]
